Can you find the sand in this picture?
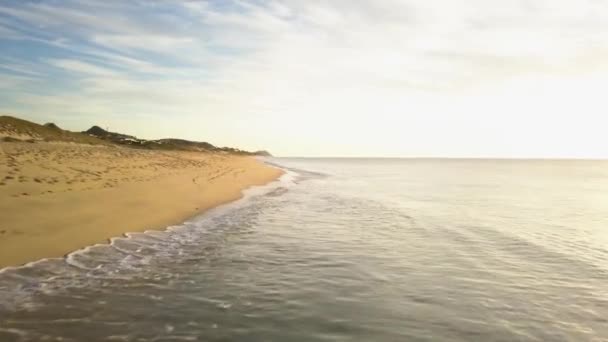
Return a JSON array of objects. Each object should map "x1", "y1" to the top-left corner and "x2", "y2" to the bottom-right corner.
[{"x1": 0, "y1": 141, "x2": 283, "y2": 268}]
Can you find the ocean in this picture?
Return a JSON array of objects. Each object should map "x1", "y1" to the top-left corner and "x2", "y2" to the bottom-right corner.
[{"x1": 1, "y1": 158, "x2": 608, "y2": 341}]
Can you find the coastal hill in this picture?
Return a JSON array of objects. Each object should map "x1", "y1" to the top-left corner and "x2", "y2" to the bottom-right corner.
[
  {"x1": 84, "y1": 125, "x2": 137, "y2": 141},
  {"x1": 83, "y1": 126, "x2": 218, "y2": 152},
  {"x1": 0, "y1": 115, "x2": 271, "y2": 156},
  {"x1": 0, "y1": 115, "x2": 109, "y2": 145}
]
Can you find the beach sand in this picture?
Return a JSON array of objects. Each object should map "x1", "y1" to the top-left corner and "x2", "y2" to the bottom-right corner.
[{"x1": 0, "y1": 141, "x2": 283, "y2": 268}]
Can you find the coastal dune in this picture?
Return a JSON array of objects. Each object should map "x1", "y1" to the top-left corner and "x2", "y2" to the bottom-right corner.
[{"x1": 0, "y1": 141, "x2": 282, "y2": 268}]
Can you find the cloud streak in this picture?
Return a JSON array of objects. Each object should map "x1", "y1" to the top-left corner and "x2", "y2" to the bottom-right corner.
[{"x1": 1, "y1": 0, "x2": 607, "y2": 157}]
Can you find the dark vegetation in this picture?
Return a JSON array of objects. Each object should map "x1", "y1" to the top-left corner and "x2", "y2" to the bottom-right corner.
[{"x1": 0, "y1": 115, "x2": 271, "y2": 156}]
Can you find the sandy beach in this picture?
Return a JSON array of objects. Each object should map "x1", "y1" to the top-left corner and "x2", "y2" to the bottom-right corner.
[{"x1": 0, "y1": 141, "x2": 282, "y2": 268}]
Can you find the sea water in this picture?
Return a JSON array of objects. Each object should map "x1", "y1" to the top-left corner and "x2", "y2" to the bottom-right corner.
[{"x1": 1, "y1": 158, "x2": 607, "y2": 341}]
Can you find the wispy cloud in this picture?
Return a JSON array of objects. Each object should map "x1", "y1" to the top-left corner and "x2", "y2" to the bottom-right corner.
[
  {"x1": 1, "y1": 0, "x2": 608, "y2": 156},
  {"x1": 47, "y1": 58, "x2": 119, "y2": 76}
]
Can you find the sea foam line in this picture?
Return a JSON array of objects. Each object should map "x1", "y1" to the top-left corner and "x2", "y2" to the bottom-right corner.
[{"x1": 0, "y1": 163, "x2": 296, "y2": 276}]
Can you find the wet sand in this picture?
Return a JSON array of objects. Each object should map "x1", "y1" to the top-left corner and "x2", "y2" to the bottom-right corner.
[{"x1": 0, "y1": 141, "x2": 283, "y2": 268}]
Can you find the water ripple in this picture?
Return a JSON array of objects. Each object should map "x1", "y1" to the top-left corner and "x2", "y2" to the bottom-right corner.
[{"x1": 1, "y1": 160, "x2": 608, "y2": 341}]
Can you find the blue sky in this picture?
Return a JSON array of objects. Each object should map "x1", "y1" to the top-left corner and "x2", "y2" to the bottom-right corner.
[{"x1": 1, "y1": 0, "x2": 608, "y2": 157}]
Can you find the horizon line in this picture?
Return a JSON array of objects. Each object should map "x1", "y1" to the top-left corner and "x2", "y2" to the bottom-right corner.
[{"x1": 272, "y1": 156, "x2": 608, "y2": 161}]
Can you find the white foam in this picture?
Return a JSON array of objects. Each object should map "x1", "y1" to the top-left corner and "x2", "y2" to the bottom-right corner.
[{"x1": 0, "y1": 163, "x2": 297, "y2": 278}]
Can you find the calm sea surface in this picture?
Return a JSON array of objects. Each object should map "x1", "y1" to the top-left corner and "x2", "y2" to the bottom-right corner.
[{"x1": 1, "y1": 158, "x2": 608, "y2": 341}]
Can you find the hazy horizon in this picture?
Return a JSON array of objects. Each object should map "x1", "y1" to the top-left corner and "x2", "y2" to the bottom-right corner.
[{"x1": 1, "y1": 0, "x2": 607, "y2": 158}]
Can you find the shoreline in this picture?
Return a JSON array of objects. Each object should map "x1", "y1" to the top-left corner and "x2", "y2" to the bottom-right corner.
[{"x1": 0, "y1": 142, "x2": 284, "y2": 268}]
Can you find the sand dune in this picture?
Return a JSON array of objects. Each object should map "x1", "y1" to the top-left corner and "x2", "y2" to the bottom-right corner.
[{"x1": 0, "y1": 141, "x2": 283, "y2": 268}]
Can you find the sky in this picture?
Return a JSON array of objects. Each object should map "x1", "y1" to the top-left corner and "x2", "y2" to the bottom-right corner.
[{"x1": 1, "y1": 0, "x2": 607, "y2": 157}]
